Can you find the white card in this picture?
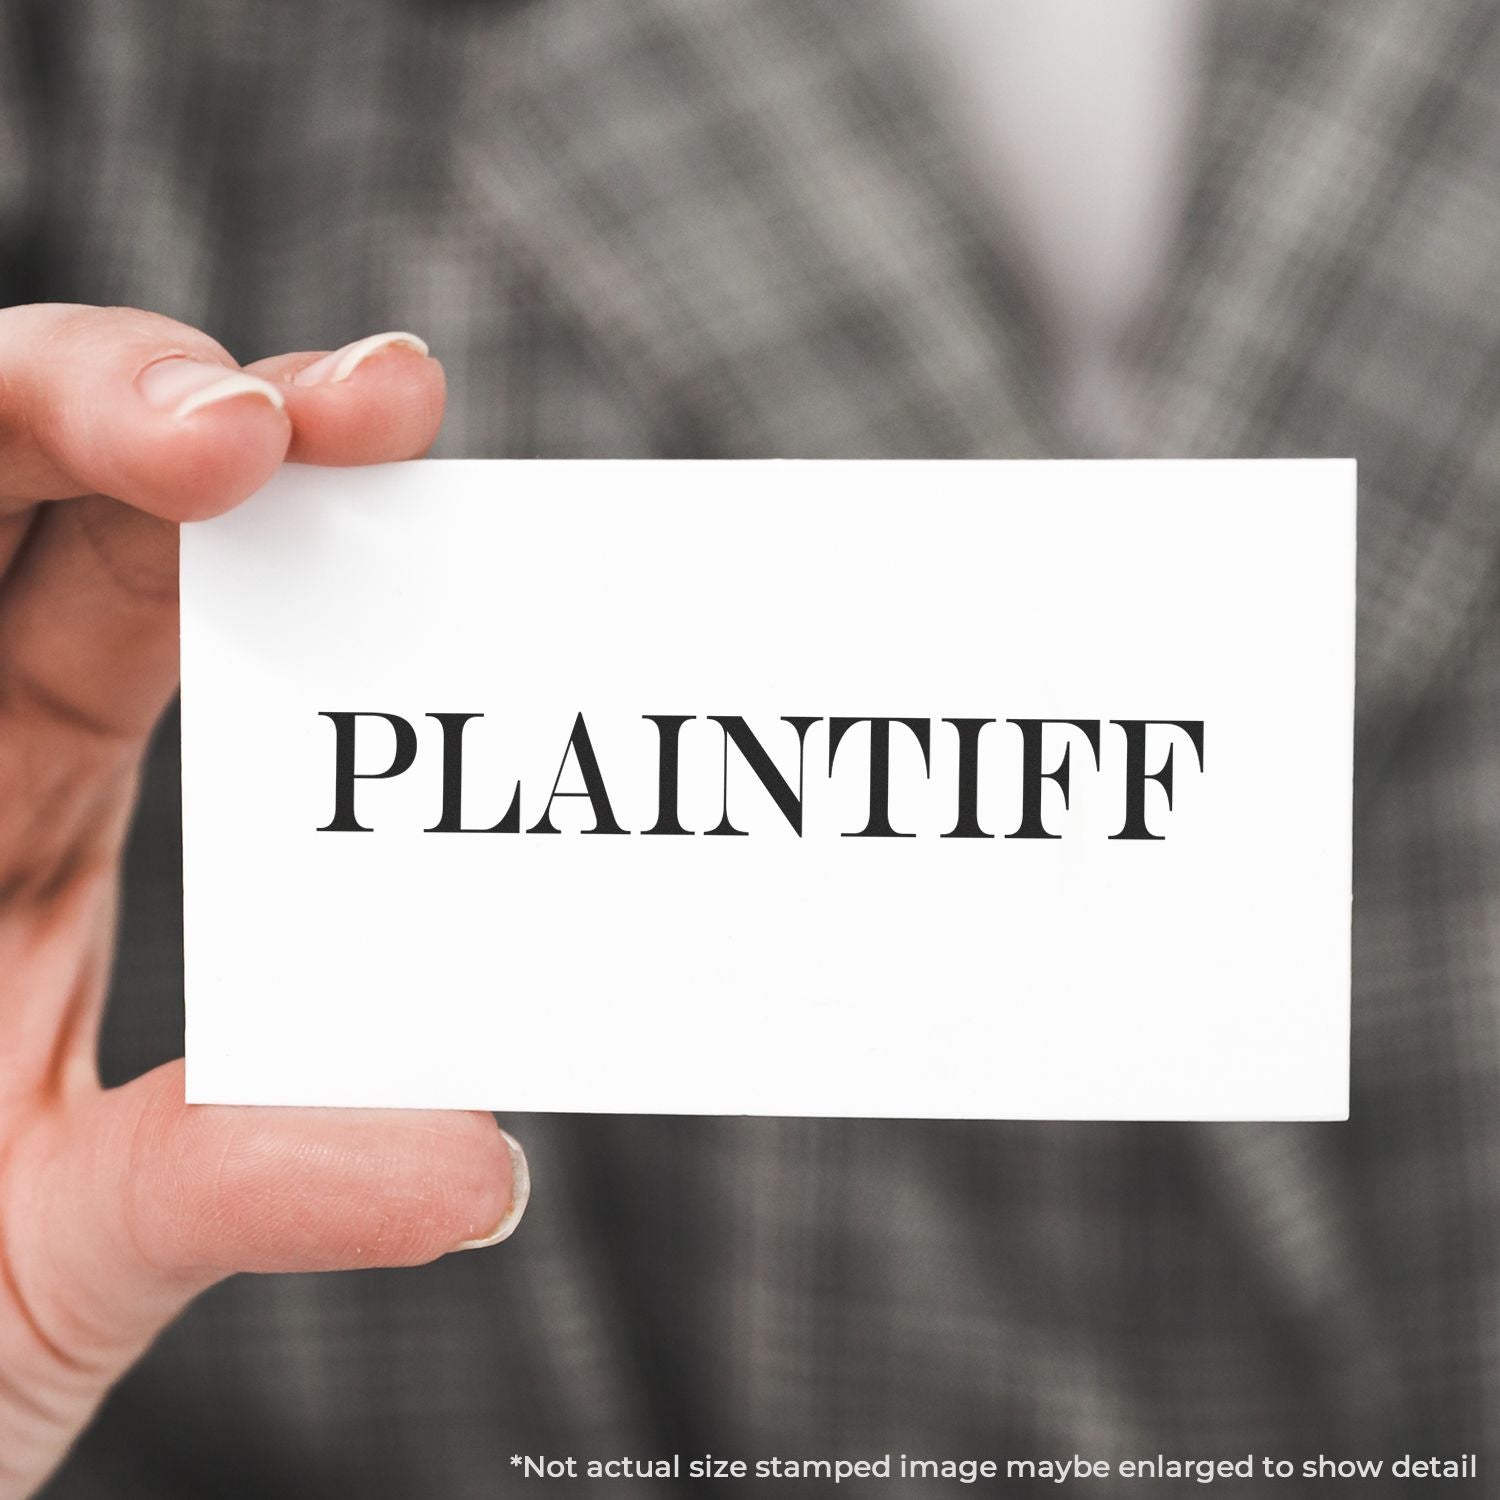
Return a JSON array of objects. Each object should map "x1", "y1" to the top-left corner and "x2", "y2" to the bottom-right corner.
[{"x1": 180, "y1": 459, "x2": 1354, "y2": 1119}]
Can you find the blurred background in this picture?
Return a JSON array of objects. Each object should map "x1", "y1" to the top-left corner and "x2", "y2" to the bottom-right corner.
[{"x1": 6, "y1": 0, "x2": 1498, "y2": 1492}]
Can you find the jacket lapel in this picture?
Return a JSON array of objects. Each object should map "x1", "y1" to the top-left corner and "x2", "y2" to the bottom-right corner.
[
  {"x1": 1130, "y1": 0, "x2": 1500, "y2": 781},
  {"x1": 452, "y1": 0, "x2": 1060, "y2": 460},
  {"x1": 461, "y1": 0, "x2": 1500, "y2": 777}
]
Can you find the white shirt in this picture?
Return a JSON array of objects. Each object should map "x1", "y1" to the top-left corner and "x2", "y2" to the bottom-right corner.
[{"x1": 905, "y1": 0, "x2": 1203, "y2": 439}]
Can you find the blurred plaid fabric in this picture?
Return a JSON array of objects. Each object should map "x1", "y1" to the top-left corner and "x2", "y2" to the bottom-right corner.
[{"x1": 4, "y1": 0, "x2": 1498, "y2": 1492}]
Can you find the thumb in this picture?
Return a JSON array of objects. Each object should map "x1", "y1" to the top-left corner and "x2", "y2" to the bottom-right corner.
[{"x1": 0, "y1": 1061, "x2": 526, "y2": 1485}]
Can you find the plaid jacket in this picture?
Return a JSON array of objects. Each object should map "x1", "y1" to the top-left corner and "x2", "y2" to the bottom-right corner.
[{"x1": 6, "y1": 0, "x2": 1498, "y2": 1493}]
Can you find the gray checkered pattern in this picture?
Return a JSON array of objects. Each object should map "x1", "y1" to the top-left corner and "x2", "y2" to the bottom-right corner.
[{"x1": 5, "y1": 0, "x2": 1497, "y2": 1493}]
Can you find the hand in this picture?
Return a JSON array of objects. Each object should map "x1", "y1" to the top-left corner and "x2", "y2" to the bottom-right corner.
[{"x1": 0, "y1": 306, "x2": 527, "y2": 1497}]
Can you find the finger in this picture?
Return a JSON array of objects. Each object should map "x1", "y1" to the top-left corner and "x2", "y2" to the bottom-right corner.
[
  {"x1": 247, "y1": 332, "x2": 446, "y2": 467},
  {"x1": 2, "y1": 1059, "x2": 526, "y2": 1383},
  {"x1": 0, "y1": 511, "x2": 31, "y2": 586},
  {"x1": 0, "y1": 322, "x2": 444, "y2": 744},
  {"x1": 0, "y1": 497, "x2": 181, "y2": 740},
  {"x1": 0, "y1": 303, "x2": 291, "y2": 521}
]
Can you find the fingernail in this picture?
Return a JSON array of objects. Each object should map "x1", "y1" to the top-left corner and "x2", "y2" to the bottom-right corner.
[
  {"x1": 137, "y1": 357, "x2": 286, "y2": 420},
  {"x1": 292, "y1": 330, "x2": 430, "y2": 387},
  {"x1": 455, "y1": 1129, "x2": 530, "y2": 1250}
]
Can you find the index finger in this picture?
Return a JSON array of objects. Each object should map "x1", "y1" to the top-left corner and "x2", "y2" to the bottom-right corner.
[
  {"x1": 0, "y1": 303, "x2": 293, "y2": 520},
  {"x1": 0, "y1": 307, "x2": 445, "y2": 744},
  {"x1": 0, "y1": 306, "x2": 448, "y2": 522}
]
